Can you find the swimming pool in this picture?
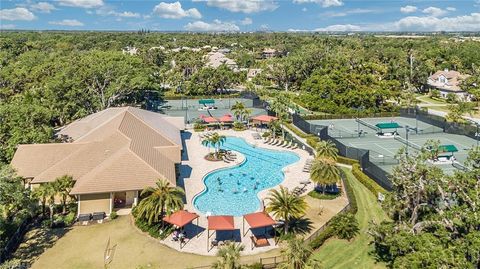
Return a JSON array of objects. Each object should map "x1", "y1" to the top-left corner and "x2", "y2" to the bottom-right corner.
[{"x1": 193, "y1": 137, "x2": 300, "y2": 216}]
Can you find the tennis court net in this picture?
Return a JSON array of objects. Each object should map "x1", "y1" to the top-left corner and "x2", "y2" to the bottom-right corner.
[
  {"x1": 355, "y1": 118, "x2": 380, "y2": 132},
  {"x1": 394, "y1": 135, "x2": 422, "y2": 150}
]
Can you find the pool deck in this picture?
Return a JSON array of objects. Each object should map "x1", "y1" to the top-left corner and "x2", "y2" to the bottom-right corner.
[{"x1": 157, "y1": 129, "x2": 348, "y2": 256}]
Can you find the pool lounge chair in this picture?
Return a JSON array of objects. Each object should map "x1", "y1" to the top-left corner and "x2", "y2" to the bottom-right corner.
[
  {"x1": 276, "y1": 140, "x2": 285, "y2": 147},
  {"x1": 285, "y1": 141, "x2": 293, "y2": 149},
  {"x1": 264, "y1": 137, "x2": 271, "y2": 144},
  {"x1": 251, "y1": 235, "x2": 270, "y2": 249},
  {"x1": 291, "y1": 143, "x2": 298, "y2": 150},
  {"x1": 281, "y1": 141, "x2": 290, "y2": 148},
  {"x1": 270, "y1": 139, "x2": 279, "y2": 146}
]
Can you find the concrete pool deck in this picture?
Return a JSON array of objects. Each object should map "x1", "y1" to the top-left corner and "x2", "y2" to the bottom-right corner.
[{"x1": 155, "y1": 129, "x2": 348, "y2": 256}]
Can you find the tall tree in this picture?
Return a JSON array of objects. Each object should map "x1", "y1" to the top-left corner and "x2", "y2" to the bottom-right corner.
[
  {"x1": 266, "y1": 186, "x2": 308, "y2": 234},
  {"x1": 212, "y1": 241, "x2": 245, "y2": 269}
]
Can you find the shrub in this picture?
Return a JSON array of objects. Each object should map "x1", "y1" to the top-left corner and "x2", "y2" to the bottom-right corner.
[
  {"x1": 41, "y1": 219, "x2": 52, "y2": 228},
  {"x1": 110, "y1": 211, "x2": 118, "y2": 220},
  {"x1": 262, "y1": 131, "x2": 271, "y2": 138},
  {"x1": 337, "y1": 156, "x2": 359, "y2": 165},
  {"x1": 308, "y1": 226, "x2": 335, "y2": 249},
  {"x1": 352, "y1": 164, "x2": 385, "y2": 196},
  {"x1": 193, "y1": 122, "x2": 206, "y2": 132},
  {"x1": 446, "y1": 93, "x2": 457, "y2": 103},
  {"x1": 284, "y1": 123, "x2": 309, "y2": 138},
  {"x1": 134, "y1": 218, "x2": 173, "y2": 240},
  {"x1": 0, "y1": 258, "x2": 22, "y2": 269},
  {"x1": 245, "y1": 262, "x2": 263, "y2": 269},
  {"x1": 306, "y1": 135, "x2": 320, "y2": 148},
  {"x1": 329, "y1": 213, "x2": 359, "y2": 240},
  {"x1": 342, "y1": 170, "x2": 358, "y2": 214},
  {"x1": 64, "y1": 212, "x2": 76, "y2": 226},
  {"x1": 233, "y1": 121, "x2": 246, "y2": 131},
  {"x1": 308, "y1": 190, "x2": 340, "y2": 200}
]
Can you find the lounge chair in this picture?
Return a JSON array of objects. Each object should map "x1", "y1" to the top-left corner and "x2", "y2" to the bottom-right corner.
[
  {"x1": 251, "y1": 235, "x2": 270, "y2": 249},
  {"x1": 281, "y1": 141, "x2": 290, "y2": 148},
  {"x1": 270, "y1": 139, "x2": 279, "y2": 146},
  {"x1": 291, "y1": 143, "x2": 298, "y2": 150},
  {"x1": 276, "y1": 140, "x2": 285, "y2": 147},
  {"x1": 285, "y1": 141, "x2": 293, "y2": 149},
  {"x1": 264, "y1": 137, "x2": 271, "y2": 144}
]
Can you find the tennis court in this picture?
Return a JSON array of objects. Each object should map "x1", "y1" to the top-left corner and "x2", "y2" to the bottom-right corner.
[
  {"x1": 162, "y1": 97, "x2": 267, "y2": 123},
  {"x1": 308, "y1": 117, "x2": 477, "y2": 174}
]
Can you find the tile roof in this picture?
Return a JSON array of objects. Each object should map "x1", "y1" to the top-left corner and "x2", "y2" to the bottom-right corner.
[{"x1": 11, "y1": 107, "x2": 184, "y2": 195}]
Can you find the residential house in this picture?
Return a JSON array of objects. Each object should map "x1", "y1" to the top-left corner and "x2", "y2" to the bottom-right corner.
[
  {"x1": 11, "y1": 107, "x2": 185, "y2": 217},
  {"x1": 205, "y1": 52, "x2": 237, "y2": 70},
  {"x1": 427, "y1": 69, "x2": 471, "y2": 101}
]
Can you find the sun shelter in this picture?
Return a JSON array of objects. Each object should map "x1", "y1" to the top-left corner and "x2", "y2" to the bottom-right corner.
[
  {"x1": 201, "y1": 115, "x2": 219, "y2": 124},
  {"x1": 163, "y1": 210, "x2": 200, "y2": 249},
  {"x1": 438, "y1": 144, "x2": 459, "y2": 160},
  {"x1": 219, "y1": 114, "x2": 234, "y2": 123},
  {"x1": 251, "y1": 115, "x2": 277, "y2": 124},
  {"x1": 207, "y1": 215, "x2": 235, "y2": 251},
  {"x1": 243, "y1": 212, "x2": 276, "y2": 249}
]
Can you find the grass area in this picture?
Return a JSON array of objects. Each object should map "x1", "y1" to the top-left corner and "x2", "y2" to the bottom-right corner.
[
  {"x1": 417, "y1": 95, "x2": 448, "y2": 105},
  {"x1": 27, "y1": 216, "x2": 280, "y2": 269},
  {"x1": 424, "y1": 105, "x2": 452, "y2": 113},
  {"x1": 311, "y1": 168, "x2": 388, "y2": 269}
]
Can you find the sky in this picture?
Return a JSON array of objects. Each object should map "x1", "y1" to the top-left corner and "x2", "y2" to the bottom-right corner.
[{"x1": 0, "y1": 0, "x2": 479, "y2": 32}]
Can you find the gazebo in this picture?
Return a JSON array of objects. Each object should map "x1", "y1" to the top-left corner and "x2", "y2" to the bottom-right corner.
[
  {"x1": 200, "y1": 115, "x2": 219, "y2": 124},
  {"x1": 218, "y1": 114, "x2": 234, "y2": 123},
  {"x1": 251, "y1": 115, "x2": 278, "y2": 130},
  {"x1": 243, "y1": 211, "x2": 276, "y2": 249},
  {"x1": 163, "y1": 210, "x2": 200, "y2": 249},
  {"x1": 207, "y1": 215, "x2": 235, "y2": 251}
]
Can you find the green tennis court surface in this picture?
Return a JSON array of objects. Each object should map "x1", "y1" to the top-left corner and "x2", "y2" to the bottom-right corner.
[{"x1": 308, "y1": 117, "x2": 477, "y2": 174}]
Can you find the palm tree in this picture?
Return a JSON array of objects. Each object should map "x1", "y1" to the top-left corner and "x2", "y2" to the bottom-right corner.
[
  {"x1": 44, "y1": 182, "x2": 57, "y2": 226},
  {"x1": 269, "y1": 120, "x2": 281, "y2": 139},
  {"x1": 329, "y1": 213, "x2": 359, "y2": 240},
  {"x1": 315, "y1": 140, "x2": 338, "y2": 160},
  {"x1": 33, "y1": 184, "x2": 51, "y2": 217},
  {"x1": 135, "y1": 178, "x2": 185, "y2": 225},
  {"x1": 54, "y1": 175, "x2": 75, "y2": 214},
  {"x1": 279, "y1": 237, "x2": 321, "y2": 269},
  {"x1": 310, "y1": 158, "x2": 340, "y2": 194},
  {"x1": 212, "y1": 241, "x2": 245, "y2": 269},
  {"x1": 231, "y1": 101, "x2": 246, "y2": 122},
  {"x1": 201, "y1": 132, "x2": 227, "y2": 159},
  {"x1": 241, "y1": 108, "x2": 252, "y2": 123},
  {"x1": 266, "y1": 186, "x2": 308, "y2": 234}
]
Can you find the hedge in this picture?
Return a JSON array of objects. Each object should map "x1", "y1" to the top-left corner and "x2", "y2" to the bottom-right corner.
[
  {"x1": 337, "y1": 156, "x2": 359, "y2": 166},
  {"x1": 302, "y1": 111, "x2": 400, "y2": 121},
  {"x1": 351, "y1": 164, "x2": 385, "y2": 196},
  {"x1": 308, "y1": 169, "x2": 358, "y2": 250},
  {"x1": 284, "y1": 123, "x2": 309, "y2": 139}
]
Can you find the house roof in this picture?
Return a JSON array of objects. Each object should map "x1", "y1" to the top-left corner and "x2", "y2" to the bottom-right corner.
[
  {"x1": 428, "y1": 70, "x2": 470, "y2": 92},
  {"x1": 11, "y1": 107, "x2": 184, "y2": 195}
]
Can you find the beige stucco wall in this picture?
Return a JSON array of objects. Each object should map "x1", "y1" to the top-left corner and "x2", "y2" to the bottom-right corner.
[
  {"x1": 79, "y1": 193, "x2": 111, "y2": 215},
  {"x1": 125, "y1": 191, "x2": 136, "y2": 206}
]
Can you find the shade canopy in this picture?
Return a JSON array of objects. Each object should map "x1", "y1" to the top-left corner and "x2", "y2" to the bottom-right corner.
[
  {"x1": 199, "y1": 99, "x2": 215, "y2": 105},
  {"x1": 243, "y1": 212, "x2": 276, "y2": 229},
  {"x1": 208, "y1": 215, "x2": 235, "y2": 231},
  {"x1": 438, "y1": 144, "x2": 459, "y2": 153},
  {"x1": 251, "y1": 115, "x2": 278, "y2": 123},
  {"x1": 375, "y1": 122, "x2": 401, "y2": 129},
  {"x1": 202, "y1": 116, "x2": 218, "y2": 123},
  {"x1": 163, "y1": 210, "x2": 199, "y2": 228},
  {"x1": 219, "y1": 114, "x2": 234, "y2": 122}
]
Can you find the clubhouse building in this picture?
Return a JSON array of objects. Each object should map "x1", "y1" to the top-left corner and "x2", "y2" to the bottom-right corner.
[{"x1": 11, "y1": 107, "x2": 184, "y2": 216}]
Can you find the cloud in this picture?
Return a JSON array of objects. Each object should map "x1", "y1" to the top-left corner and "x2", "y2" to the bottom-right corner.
[
  {"x1": 400, "y1": 5, "x2": 417, "y2": 14},
  {"x1": 302, "y1": 7, "x2": 307, "y2": 12},
  {"x1": 322, "y1": 8, "x2": 375, "y2": 18},
  {"x1": 446, "y1": 7, "x2": 456, "y2": 11},
  {"x1": 240, "y1": 17, "x2": 252, "y2": 25},
  {"x1": 422, "y1": 7, "x2": 447, "y2": 17},
  {"x1": 0, "y1": 24, "x2": 16, "y2": 29},
  {"x1": 30, "y1": 2, "x2": 56, "y2": 13},
  {"x1": 288, "y1": 24, "x2": 361, "y2": 32},
  {"x1": 193, "y1": 0, "x2": 277, "y2": 13},
  {"x1": 395, "y1": 13, "x2": 480, "y2": 31},
  {"x1": 153, "y1": 2, "x2": 201, "y2": 19},
  {"x1": 49, "y1": 19, "x2": 84, "y2": 26},
  {"x1": 117, "y1": 11, "x2": 140, "y2": 18},
  {"x1": 293, "y1": 0, "x2": 343, "y2": 8},
  {"x1": 0, "y1": 8, "x2": 36, "y2": 21},
  {"x1": 56, "y1": 0, "x2": 103, "y2": 8},
  {"x1": 184, "y1": 19, "x2": 239, "y2": 31}
]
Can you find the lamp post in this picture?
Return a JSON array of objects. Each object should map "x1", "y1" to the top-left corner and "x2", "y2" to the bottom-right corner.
[{"x1": 405, "y1": 125, "x2": 410, "y2": 156}]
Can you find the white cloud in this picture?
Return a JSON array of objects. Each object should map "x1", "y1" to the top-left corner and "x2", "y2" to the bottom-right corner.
[
  {"x1": 0, "y1": 24, "x2": 16, "y2": 29},
  {"x1": 240, "y1": 17, "x2": 252, "y2": 25},
  {"x1": 0, "y1": 8, "x2": 36, "y2": 21},
  {"x1": 395, "y1": 13, "x2": 480, "y2": 31},
  {"x1": 184, "y1": 19, "x2": 239, "y2": 31},
  {"x1": 56, "y1": 0, "x2": 103, "y2": 8},
  {"x1": 30, "y1": 2, "x2": 56, "y2": 13},
  {"x1": 422, "y1": 7, "x2": 447, "y2": 17},
  {"x1": 117, "y1": 11, "x2": 140, "y2": 18},
  {"x1": 446, "y1": 7, "x2": 456, "y2": 11},
  {"x1": 49, "y1": 19, "x2": 84, "y2": 26},
  {"x1": 322, "y1": 8, "x2": 375, "y2": 18},
  {"x1": 153, "y1": 2, "x2": 201, "y2": 19},
  {"x1": 315, "y1": 24, "x2": 361, "y2": 31},
  {"x1": 302, "y1": 7, "x2": 307, "y2": 12},
  {"x1": 293, "y1": 0, "x2": 343, "y2": 8},
  {"x1": 193, "y1": 0, "x2": 277, "y2": 13},
  {"x1": 400, "y1": 5, "x2": 417, "y2": 14}
]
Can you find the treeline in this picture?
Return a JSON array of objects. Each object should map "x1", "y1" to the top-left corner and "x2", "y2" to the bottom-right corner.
[{"x1": 1, "y1": 32, "x2": 480, "y2": 163}]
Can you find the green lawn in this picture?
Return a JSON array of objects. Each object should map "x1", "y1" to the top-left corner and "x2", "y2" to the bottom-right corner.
[
  {"x1": 416, "y1": 95, "x2": 448, "y2": 105},
  {"x1": 25, "y1": 216, "x2": 279, "y2": 269},
  {"x1": 311, "y1": 168, "x2": 388, "y2": 269}
]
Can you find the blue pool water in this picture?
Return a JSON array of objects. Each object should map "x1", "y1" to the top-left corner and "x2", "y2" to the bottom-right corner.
[{"x1": 193, "y1": 137, "x2": 300, "y2": 216}]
